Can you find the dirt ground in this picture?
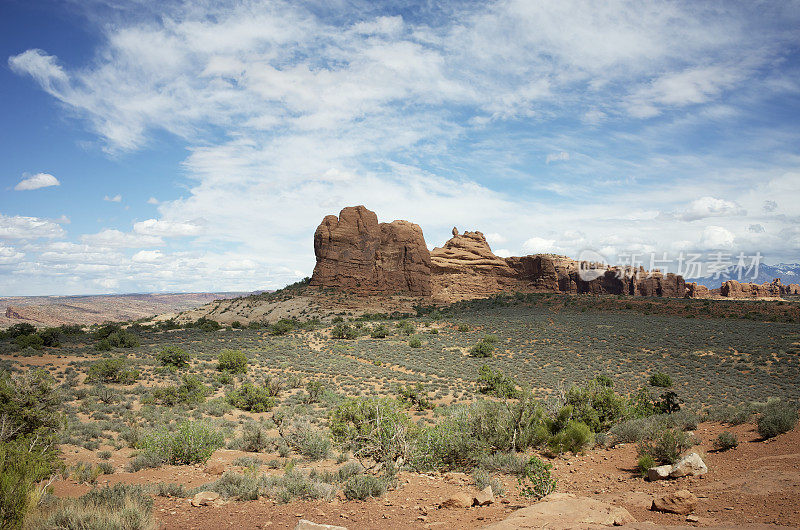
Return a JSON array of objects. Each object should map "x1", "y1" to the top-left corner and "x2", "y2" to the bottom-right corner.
[{"x1": 48, "y1": 421, "x2": 800, "y2": 529}]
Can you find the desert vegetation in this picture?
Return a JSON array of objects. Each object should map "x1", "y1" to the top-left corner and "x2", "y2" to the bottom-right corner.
[{"x1": 0, "y1": 292, "x2": 798, "y2": 527}]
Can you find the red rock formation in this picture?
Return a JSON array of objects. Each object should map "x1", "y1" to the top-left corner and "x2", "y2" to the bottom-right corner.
[
  {"x1": 309, "y1": 206, "x2": 431, "y2": 296},
  {"x1": 720, "y1": 278, "x2": 795, "y2": 298},
  {"x1": 310, "y1": 206, "x2": 691, "y2": 301},
  {"x1": 685, "y1": 282, "x2": 710, "y2": 299}
]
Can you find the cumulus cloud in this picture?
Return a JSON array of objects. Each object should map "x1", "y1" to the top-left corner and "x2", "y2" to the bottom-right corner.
[
  {"x1": 147, "y1": 197, "x2": 159, "y2": 205},
  {"x1": 0, "y1": 244, "x2": 24, "y2": 265},
  {"x1": 14, "y1": 172, "x2": 60, "y2": 191},
  {"x1": 0, "y1": 214, "x2": 65, "y2": 239},
  {"x1": 132, "y1": 249, "x2": 163, "y2": 263},
  {"x1": 104, "y1": 194, "x2": 122, "y2": 202},
  {"x1": 699, "y1": 225, "x2": 736, "y2": 249},
  {"x1": 81, "y1": 229, "x2": 163, "y2": 248},
  {"x1": 763, "y1": 200, "x2": 777, "y2": 212},
  {"x1": 680, "y1": 196, "x2": 746, "y2": 221},
  {"x1": 133, "y1": 218, "x2": 205, "y2": 237},
  {"x1": 522, "y1": 237, "x2": 559, "y2": 254}
]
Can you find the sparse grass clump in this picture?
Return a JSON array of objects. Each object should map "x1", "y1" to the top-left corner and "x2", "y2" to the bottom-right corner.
[
  {"x1": 29, "y1": 483, "x2": 154, "y2": 530},
  {"x1": 343, "y1": 474, "x2": 386, "y2": 500},
  {"x1": 637, "y1": 428, "x2": 694, "y2": 465},
  {"x1": 715, "y1": 431, "x2": 739, "y2": 451}
]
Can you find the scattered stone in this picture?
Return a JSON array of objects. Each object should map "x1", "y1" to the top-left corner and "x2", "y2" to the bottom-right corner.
[
  {"x1": 203, "y1": 462, "x2": 225, "y2": 475},
  {"x1": 441, "y1": 492, "x2": 473, "y2": 509},
  {"x1": 651, "y1": 490, "x2": 698, "y2": 515},
  {"x1": 473, "y1": 486, "x2": 494, "y2": 506},
  {"x1": 669, "y1": 453, "x2": 708, "y2": 478},
  {"x1": 191, "y1": 491, "x2": 221, "y2": 507},
  {"x1": 647, "y1": 464, "x2": 673, "y2": 481},
  {"x1": 294, "y1": 520, "x2": 348, "y2": 530},
  {"x1": 687, "y1": 514, "x2": 700, "y2": 522},
  {"x1": 483, "y1": 493, "x2": 635, "y2": 529}
]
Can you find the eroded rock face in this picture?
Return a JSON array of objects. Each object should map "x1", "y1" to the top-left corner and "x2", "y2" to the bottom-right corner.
[
  {"x1": 310, "y1": 206, "x2": 431, "y2": 296},
  {"x1": 310, "y1": 206, "x2": 692, "y2": 302}
]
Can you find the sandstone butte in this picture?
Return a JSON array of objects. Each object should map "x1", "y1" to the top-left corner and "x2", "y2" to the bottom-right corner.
[{"x1": 309, "y1": 206, "x2": 798, "y2": 303}]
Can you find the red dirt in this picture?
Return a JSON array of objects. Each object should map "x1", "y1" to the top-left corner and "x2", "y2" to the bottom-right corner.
[{"x1": 47, "y1": 421, "x2": 800, "y2": 529}]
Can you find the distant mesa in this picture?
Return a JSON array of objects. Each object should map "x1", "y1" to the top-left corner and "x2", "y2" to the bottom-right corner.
[{"x1": 310, "y1": 206, "x2": 762, "y2": 302}]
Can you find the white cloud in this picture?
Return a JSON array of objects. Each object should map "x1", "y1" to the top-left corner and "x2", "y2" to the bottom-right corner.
[
  {"x1": 0, "y1": 214, "x2": 65, "y2": 239},
  {"x1": 522, "y1": 237, "x2": 559, "y2": 254},
  {"x1": 132, "y1": 249, "x2": 163, "y2": 263},
  {"x1": 699, "y1": 225, "x2": 736, "y2": 249},
  {"x1": 8, "y1": 49, "x2": 68, "y2": 93},
  {"x1": 485, "y1": 233, "x2": 507, "y2": 244},
  {"x1": 133, "y1": 218, "x2": 205, "y2": 237},
  {"x1": 680, "y1": 196, "x2": 746, "y2": 221},
  {"x1": 81, "y1": 229, "x2": 163, "y2": 248},
  {"x1": 545, "y1": 151, "x2": 570, "y2": 164},
  {"x1": 14, "y1": 172, "x2": 60, "y2": 191},
  {"x1": 147, "y1": 197, "x2": 160, "y2": 205},
  {"x1": 104, "y1": 194, "x2": 122, "y2": 202},
  {"x1": 0, "y1": 244, "x2": 24, "y2": 265}
]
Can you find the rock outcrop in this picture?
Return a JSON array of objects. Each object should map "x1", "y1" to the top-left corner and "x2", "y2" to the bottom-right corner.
[
  {"x1": 310, "y1": 206, "x2": 695, "y2": 302},
  {"x1": 483, "y1": 492, "x2": 635, "y2": 529},
  {"x1": 310, "y1": 206, "x2": 431, "y2": 296},
  {"x1": 720, "y1": 278, "x2": 798, "y2": 298}
]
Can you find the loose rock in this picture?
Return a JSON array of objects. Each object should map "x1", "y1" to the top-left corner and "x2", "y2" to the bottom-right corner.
[{"x1": 651, "y1": 489, "x2": 698, "y2": 515}]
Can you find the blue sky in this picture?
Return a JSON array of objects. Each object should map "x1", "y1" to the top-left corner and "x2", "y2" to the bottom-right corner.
[{"x1": 1, "y1": 0, "x2": 799, "y2": 295}]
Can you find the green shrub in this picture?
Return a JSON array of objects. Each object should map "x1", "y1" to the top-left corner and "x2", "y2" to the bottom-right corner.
[
  {"x1": 150, "y1": 375, "x2": 210, "y2": 406},
  {"x1": 203, "y1": 471, "x2": 263, "y2": 501},
  {"x1": 217, "y1": 350, "x2": 248, "y2": 374},
  {"x1": 408, "y1": 336, "x2": 422, "y2": 348},
  {"x1": 396, "y1": 320, "x2": 415, "y2": 336},
  {"x1": 331, "y1": 323, "x2": 358, "y2": 339},
  {"x1": 227, "y1": 383, "x2": 275, "y2": 413},
  {"x1": 637, "y1": 428, "x2": 694, "y2": 464},
  {"x1": 370, "y1": 325, "x2": 389, "y2": 338},
  {"x1": 757, "y1": 401, "x2": 798, "y2": 439},
  {"x1": 330, "y1": 398, "x2": 409, "y2": 463},
  {"x1": 13, "y1": 333, "x2": 44, "y2": 350},
  {"x1": 469, "y1": 340, "x2": 494, "y2": 358},
  {"x1": 473, "y1": 469, "x2": 505, "y2": 495},
  {"x1": 565, "y1": 380, "x2": 626, "y2": 433},
  {"x1": 136, "y1": 421, "x2": 223, "y2": 467},
  {"x1": 715, "y1": 431, "x2": 739, "y2": 451},
  {"x1": 87, "y1": 358, "x2": 139, "y2": 384},
  {"x1": 457, "y1": 324, "x2": 470, "y2": 332},
  {"x1": 517, "y1": 456, "x2": 556, "y2": 500},
  {"x1": 268, "y1": 319, "x2": 294, "y2": 336},
  {"x1": 92, "y1": 324, "x2": 139, "y2": 350},
  {"x1": 477, "y1": 365, "x2": 518, "y2": 399},
  {"x1": 649, "y1": 372, "x2": 673, "y2": 388},
  {"x1": 397, "y1": 383, "x2": 431, "y2": 411},
  {"x1": 637, "y1": 454, "x2": 655, "y2": 476},
  {"x1": 548, "y1": 421, "x2": 593, "y2": 454},
  {"x1": 1, "y1": 323, "x2": 36, "y2": 339},
  {"x1": 282, "y1": 419, "x2": 330, "y2": 461},
  {"x1": 156, "y1": 346, "x2": 190, "y2": 368},
  {"x1": 305, "y1": 381, "x2": 324, "y2": 403},
  {"x1": 343, "y1": 475, "x2": 386, "y2": 500}
]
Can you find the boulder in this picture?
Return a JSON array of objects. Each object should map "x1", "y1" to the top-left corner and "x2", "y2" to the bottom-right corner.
[
  {"x1": 294, "y1": 520, "x2": 348, "y2": 530},
  {"x1": 669, "y1": 453, "x2": 707, "y2": 478},
  {"x1": 191, "y1": 491, "x2": 221, "y2": 507},
  {"x1": 441, "y1": 492, "x2": 473, "y2": 509},
  {"x1": 309, "y1": 206, "x2": 431, "y2": 296},
  {"x1": 473, "y1": 486, "x2": 494, "y2": 506},
  {"x1": 651, "y1": 489, "x2": 698, "y2": 515},
  {"x1": 647, "y1": 464, "x2": 673, "y2": 481},
  {"x1": 482, "y1": 492, "x2": 635, "y2": 529}
]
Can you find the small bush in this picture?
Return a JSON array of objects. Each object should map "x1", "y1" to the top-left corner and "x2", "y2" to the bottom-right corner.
[
  {"x1": 649, "y1": 372, "x2": 673, "y2": 388},
  {"x1": 305, "y1": 381, "x2": 324, "y2": 403},
  {"x1": 227, "y1": 383, "x2": 275, "y2": 412},
  {"x1": 343, "y1": 475, "x2": 386, "y2": 500},
  {"x1": 397, "y1": 383, "x2": 431, "y2": 410},
  {"x1": 408, "y1": 336, "x2": 422, "y2": 348},
  {"x1": 136, "y1": 421, "x2": 224, "y2": 467},
  {"x1": 457, "y1": 324, "x2": 470, "y2": 332},
  {"x1": 217, "y1": 350, "x2": 248, "y2": 374},
  {"x1": 86, "y1": 358, "x2": 139, "y2": 384},
  {"x1": 156, "y1": 346, "x2": 190, "y2": 368},
  {"x1": 330, "y1": 398, "x2": 409, "y2": 463},
  {"x1": 477, "y1": 365, "x2": 518, "y2": 399},
  {"x1": 370, "y1": 325, "x2": 389, "y2": 338},
  {"x1": 469, "y1": 340, "x2": 494, "y2": 358},
  {"x1": 637, "y1": 428, "x2": 694, "y2": 465},
  {"x1": 715, "y1": 431, "x2": 739, "y2": 451},
  {"x1": 150, "y1": 375, "x2": 210, "y2": 406},
  {"x1": 29, "y1": 483, "x2": 153, "y2": 530},
  {"x1": 757, "y1": 401, "x2": 798, "y2": 439},
  {"x1": 637, "y1": 454, "x2": 655, "y2": 476},
  {"x1": 282, "y1": 418, "x2": 331, "y2": 461},
  {"x1": 548, "y1": 421, "x2": 594, "y2": 454},
  {"x1": 517, "y1": 456, "x2": 556, "y2": 500},
  {"x1": 331, "y1": 323, "x2": 358, "y2": 340},
  {"x1": 268, "y1": 319, "x2": 294, "y2": 336}
]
